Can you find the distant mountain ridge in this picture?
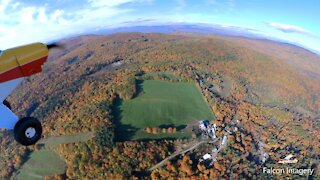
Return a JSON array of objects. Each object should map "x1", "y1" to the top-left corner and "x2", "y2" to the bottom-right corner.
[
  {"x1": 95, "y1": 23, "x2": 268, "y2": 41},
  {"x1": 93, "y1": 23, "x2": 320, "y2": 55}
]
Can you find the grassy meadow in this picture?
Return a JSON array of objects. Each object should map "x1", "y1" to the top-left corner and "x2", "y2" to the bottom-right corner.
[
  {"x1": 16, "y1": 149, "x2": 66, "y2": 180},
  {"x1": 114, "y1": 80, "x2": 214, "y2": 141}
]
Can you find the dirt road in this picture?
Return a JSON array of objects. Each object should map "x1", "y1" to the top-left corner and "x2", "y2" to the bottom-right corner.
[{"x1": 148, "y1": 138, "x2": 219, "y2": 171}]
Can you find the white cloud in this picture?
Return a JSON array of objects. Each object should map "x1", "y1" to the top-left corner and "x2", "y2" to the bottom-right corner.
[
  {"x1": 11, "y1": 1, "x2": 20, "y2": 9},
  {"x1": 0, "y1": 0, "x2": 12, "y2": 16},
  {"x1": 0, "y1": 0, "x2": 153, "y2": 49},
  {"x1": 50, "y1": 9, "x2": 64, "y2": 22},
  {"x1": 37, "y1": 7, "x2": 48, "y2": 24},
  {"x1": 265, "y1": 22, "x2": 312, "y2": 35},
  {"x1": 19, "y1": 7, "x2": 37, "y2": 25}
]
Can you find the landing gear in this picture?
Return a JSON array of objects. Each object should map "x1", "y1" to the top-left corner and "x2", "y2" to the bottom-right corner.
[
  {"x1": 14, "y1": 117, "x2": 42, "y2": 146},
  {"x1": 3, "y1": 100, "x2": 11, "y2": 110}
]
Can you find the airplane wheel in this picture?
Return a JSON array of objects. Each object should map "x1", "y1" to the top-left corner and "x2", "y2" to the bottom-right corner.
[
  {"x1": 3, "y1": 100, "x2": 11, "y2": 110},
  {"x1": 14, "y1": 117, "x2": 42, "y2": 146}
]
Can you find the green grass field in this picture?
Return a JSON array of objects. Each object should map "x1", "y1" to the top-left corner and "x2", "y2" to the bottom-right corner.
[
  {"x1": 38, "y1": 131, "x2": 94, "y2": 147},
  {"x1": 114, "y1": 80, "x2": 214, "y2": 141},
  {"x1": 16, "y1": 149, "x2": 66, "y2": 180},
  {"x1": 15, "y1": 132, "x2": 94, "y2": 179}
]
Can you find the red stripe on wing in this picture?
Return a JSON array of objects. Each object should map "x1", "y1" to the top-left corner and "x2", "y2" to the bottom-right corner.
[
  {"x1": 0, "y1": 66, "x2": 24, "y2": 83},
  {"x1": 20, "y1": 56, "x2": 48, "y2": 76},
  {"x1": 0, "y1": 56, "x2": 48, "y2": 83}
]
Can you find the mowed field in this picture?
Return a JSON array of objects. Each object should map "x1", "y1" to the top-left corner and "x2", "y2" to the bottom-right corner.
[
  {"x1": 115, "y1": 80, "x2": 214, "y2": 140},
  {"x1": 16, "y1": 149, "x2": 66, "y2": 180},
  {"x1": 38, "y1": 131, "x2": 94, "y2": 147},
  {"x1": 15, "y1": 131, "x2": 94, "y2": 179}
]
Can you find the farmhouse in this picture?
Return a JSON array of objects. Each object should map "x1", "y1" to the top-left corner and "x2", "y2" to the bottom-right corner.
[
  {"x1": 198, "y1": 120, "x2": 217, "y2": 139},
  {"x1": 199, "y1": 153, "x2": 215, "y2": 168},
  {"x1": 199, "y1": 153, "x2": 212, "y2": 162},
  {"x1": 199, "y1": 120, "x2": 209, "y2": 131}
]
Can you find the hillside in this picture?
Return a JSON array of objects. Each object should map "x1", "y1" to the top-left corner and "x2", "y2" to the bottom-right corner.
[{"x1": 1, "y1": 32, "x2": 319, "y2": 179}]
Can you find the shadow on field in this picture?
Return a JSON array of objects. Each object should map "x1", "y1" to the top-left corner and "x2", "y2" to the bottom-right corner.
[
  {"x1": 132, "y1": 80, "x2": 144, "y2": 99},
  {"x1": 112, "y1": 94, "x2": 139, "y2": 142}
]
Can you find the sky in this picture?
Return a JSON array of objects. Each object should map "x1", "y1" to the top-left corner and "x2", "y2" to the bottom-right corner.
[{"x1": 0, "y1": 0, "x2": 319, "y2": 53}]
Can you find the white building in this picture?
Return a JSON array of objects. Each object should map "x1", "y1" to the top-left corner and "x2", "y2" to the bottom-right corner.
[
  {"x1": 261, "y1": 152, "x2": 268, "y2": 163},
  {"x1": 208, "y1": 127, "x2": 217, "y2": 138},
  {"x1": 203, "y1": 153, "x2": 212, "y2": 160},
  {"x1": 221, "y1": 135, "x2": 228, "y2": 145},
  {"x1": 278, "y1": 154, "x2": 298, "y2": 164},
  {"x1": 199, "y1": 120, "x2": 209, "y2": 131},
  {"x1": 212, "y1": 147, "x2": 218, "y2": 153},
  {"x1": 199, "y1": 121, "x2": 206, "y2": 131},
  {"x1": 199, "y1": 153, "x2": 212, "y2": 162}
]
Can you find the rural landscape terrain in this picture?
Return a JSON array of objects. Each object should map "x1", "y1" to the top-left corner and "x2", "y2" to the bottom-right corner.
[{"x1": 0, "y1": 31, "x2": 319, "y2": 179}]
